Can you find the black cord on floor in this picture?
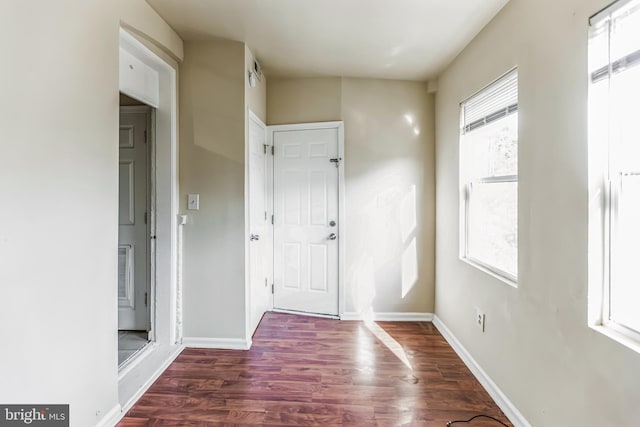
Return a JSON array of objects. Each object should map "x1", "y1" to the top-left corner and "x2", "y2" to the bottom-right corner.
[{"x1": 446, "y1": 414, "x2": 510, "y2": 426}]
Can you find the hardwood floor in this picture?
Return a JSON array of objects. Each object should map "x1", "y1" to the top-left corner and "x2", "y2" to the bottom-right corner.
[{"x1": 118, "y1": 312, "x2": 511, "y2": 426}]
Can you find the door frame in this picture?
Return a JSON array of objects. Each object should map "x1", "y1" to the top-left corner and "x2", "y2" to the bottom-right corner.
[
  {"x1": 267, "y1": 121, "x2": 346, "y2": 318},
  {"x1": 245, "y1": 110, "x2": 273, "y2": 341},
  {"x1": 117, "y1": 27, "x2": 182, "y2": 413}
]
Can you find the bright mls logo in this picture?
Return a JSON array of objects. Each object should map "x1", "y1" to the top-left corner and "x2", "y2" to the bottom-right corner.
[{"x1": 0, "y1": 405, "x2": 68, "y2": 426}]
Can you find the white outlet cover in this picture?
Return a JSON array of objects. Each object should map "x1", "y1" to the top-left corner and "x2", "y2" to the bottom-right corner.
[{"x1": 187, "y1": 194, "x2": 200, "y2": 210}]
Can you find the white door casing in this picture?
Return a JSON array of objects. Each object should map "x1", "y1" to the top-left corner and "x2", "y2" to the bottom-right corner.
[
  {"x1": 118, "y1": 107, "x2": 150, "y2": 331},
  {"x1": 273, "y1": 124, "x2": 343, "y2": 316},
  {"x1": 248, "y1": 112, "x2": 271, "y2": 334}
]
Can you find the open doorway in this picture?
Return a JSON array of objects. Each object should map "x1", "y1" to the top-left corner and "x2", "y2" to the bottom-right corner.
[
  {"x1": 118, "y1": 93, "x2": 154, "y2": 367},
  {"x1": 115, "y1": 27, "x2": 181, "y2": 417}
]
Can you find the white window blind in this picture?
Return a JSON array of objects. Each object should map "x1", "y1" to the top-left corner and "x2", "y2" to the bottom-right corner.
[
  {"x1": 462, "y1": 69, "x2": 518, "y2": 133},
  {"x1": 590, "y1": 0, "x2": 640, "y2": 82}
]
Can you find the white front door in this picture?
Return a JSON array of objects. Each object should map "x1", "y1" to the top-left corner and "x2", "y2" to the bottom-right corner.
[
  {"x1": 248, "y1": 113, "x2": 271, "y2": 333},
  {"x1": 118, "y1": 107, "x2": 150, "y2": 331},
  {"x1": 273, "y1": 126, "x2": 340, "y2": 316}
]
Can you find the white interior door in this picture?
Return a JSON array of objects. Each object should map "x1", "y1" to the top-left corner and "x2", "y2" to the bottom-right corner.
[
  {"x1": 273, "y1": 127, "x2": 340, "y2": 316},
  {"x1": 248, "y1": 113, "x2": 271, "y2": 334},
  {"x1": 118, "y1": 107, "x2": 150, "y2": 331}
]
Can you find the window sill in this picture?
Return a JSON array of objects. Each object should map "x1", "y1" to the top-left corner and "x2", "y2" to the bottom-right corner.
[
  {"x1": 589, "y1": 323, "x2": 640, "y2": 355},
  {"x1": 460, "y1": 257, "x2": 518, "y2": 288}
]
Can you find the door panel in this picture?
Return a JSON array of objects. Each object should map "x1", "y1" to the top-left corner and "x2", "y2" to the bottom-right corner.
[
  {"x1": 273, "y1": 128, "x2": 339, "y2": 316},
  {"x1": 248, "y1": 115, "x2": 271, "y2": 334},
  {"x1": 118, "y1": 109, "x2": 149, "y2": 331}
]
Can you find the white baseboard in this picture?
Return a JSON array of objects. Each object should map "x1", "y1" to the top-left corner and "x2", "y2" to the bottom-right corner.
[
  {"x1": 340, "y1": 312, "x2": 433, "y2": 322},
  {"x1": 432, "y1": 315, "x2": 531, "y2": 427},
  {"x1": 182, "y1": 336, "x2": 252, "y2": 350},
  {"x1": 95, "y1": 403, "x2": 121, "y2": 427},
  {"x1": 104, "y1": 344, "x2": 184, "y2": 427},
  {"x1": 122, "y1": 344, "x2": 184, "y2": 412}
]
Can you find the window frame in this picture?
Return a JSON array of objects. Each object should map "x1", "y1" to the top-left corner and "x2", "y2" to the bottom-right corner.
[
  {"x1": 588, "y1": 0, "x2": 640, "y2": 352},
  {"x1": 459, "y1": 68, "x2": 519, "y2": 285},
  {"x1": 463, "y1": 176, "x2": 518, "y2": 284}
]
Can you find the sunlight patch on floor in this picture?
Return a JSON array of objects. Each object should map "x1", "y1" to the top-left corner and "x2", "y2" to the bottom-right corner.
[{"x1": 364, "y1": 320, "x2": 412, "y2": 370}]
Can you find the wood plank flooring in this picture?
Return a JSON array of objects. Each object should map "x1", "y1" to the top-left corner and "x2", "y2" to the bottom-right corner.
[{"x1": 118, "y1": 312, "x2": 511, "y2": 426}]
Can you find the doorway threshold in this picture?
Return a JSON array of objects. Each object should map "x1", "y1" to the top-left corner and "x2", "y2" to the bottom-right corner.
[
  {"x1": 118, "y1": 339, "x2": 154, "y2": 376},
  {"x1": 271, "y1": 308, "x2": 339, "y2": 320}
]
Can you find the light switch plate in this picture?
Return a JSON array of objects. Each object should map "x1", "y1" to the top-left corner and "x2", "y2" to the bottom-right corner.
[{"x1": 187, "y1": 194, "x2": 200, "y2": 210}]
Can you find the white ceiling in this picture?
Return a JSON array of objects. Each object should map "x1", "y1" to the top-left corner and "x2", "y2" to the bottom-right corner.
[{"x1": 146, "y1": 0, "x2": 509, "y2": 81}]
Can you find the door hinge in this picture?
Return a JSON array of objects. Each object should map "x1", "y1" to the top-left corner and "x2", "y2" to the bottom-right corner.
[
  {"x1": 263, "y1": 144, "x2": 267, "y2": 154},
  {"x1": 144, "y1": 130, "x2": 147, "y2": 144},
  {"x1": 264, "y1": 278, "x2": 267, "y2": 287},
  {"x1": 271, "y1": 284, "x2": 274, "y2": 294},
  {"x1": 144, "y1": 292, "x2": 148, "y2": 306},
  {"x1": 144, "y1": 211, "x2": 148, "y2": 224},
  {"x1": 264, "y1": 211, "x2": 267, "y2": 221},
  {"x1": 271, "y1": 214, "x2": 274, "y2": 225},
  {"x1": 271, "y1": 145, "x2": 275, "y2": 155}
]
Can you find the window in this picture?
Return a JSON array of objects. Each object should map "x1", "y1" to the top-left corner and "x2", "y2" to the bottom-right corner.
[
  {"x1": 460, "y1": 69, "x2": 518, "y2": 283},
  {"x1": 589, "y1": 0, "x2": 640, "y2": 345}
]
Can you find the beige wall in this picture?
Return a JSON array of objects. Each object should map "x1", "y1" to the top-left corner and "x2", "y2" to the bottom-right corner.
[
  {"x1": 342, "y1": 78, "x2": 434, "y2": 314},
  {"x1": 267, "y1": 77, "x2": 342, "y2": 125},
  {"x1": 179, "y1": 40, "x2": 248, "y2": 339},
  {"x1": 435, "y1": 0, "x2": 640, "y2": 425},
  {"x1": 0, "y1": 1, "x2": 181, "y2": 426},
  {"x1": 268, "y1": 77, "x2": 435, "y2": 315}
]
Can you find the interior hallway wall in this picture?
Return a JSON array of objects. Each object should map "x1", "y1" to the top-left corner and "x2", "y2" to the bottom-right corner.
[
  {"x1": 435, "y1": 0, "x2": 640, "y2": 425},
  {"x1": 179, "y1": 40, "x2": 247, "y2": 340},
  {"x1": 0, "y1": 1, "x2": 182, "y2": 426}
]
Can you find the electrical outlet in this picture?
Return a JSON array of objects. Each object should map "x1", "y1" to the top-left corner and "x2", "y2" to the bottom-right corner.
[
  {"x1": 475, "y1": 308, "x2": 485, "y2": 332},
  {"x1": 187, "y1": 193, "x2": 200, "y2": 210}
]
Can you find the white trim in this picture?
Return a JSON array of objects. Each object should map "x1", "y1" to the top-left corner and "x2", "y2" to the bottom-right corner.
[
  {"x1": 267, "y1": 129, "x2": 275, "y2": 313},
  {"x1": 117, "y1": 26, "x2": 180, "y2": 411},
  {"x1": 95, "y1": 404, "x2": 121, "y2": 427},
  {"x1": 245, "y1": 110, "x2": 271, "y2": 342},
  {"x1": 337, "y1": 123, "x2": 346, "y2": 318},
  {"x1": 267, "y1": 120, "x2": 344, "y2": 132},
  {"x1": 106, "y1": 344, "x2": 184, "y2": 427},
  {"x1": 121, "y1": 345, "x2": 184, "y2": 412},
  {"x1": 117, "y1": 342, "x2": 156, "y2": 378},
  {"x1": 460, "y1": 257, "x2": 518, "y2": 288},
  {"x1": 267, "y1": 121, "x2": 345, "y2": 318},
  {"x1": 340, "y1": 312, "x2": 434, "y2": 322},
  {"x1": 183, "y1": 337, "x2": 252, "y2": 350},
  {"x1": 589, "y1": 323, "x2": 640, "y2": 354},
  {"x1": 432, "y1": 315, "x2": 531, "y2": 427}
]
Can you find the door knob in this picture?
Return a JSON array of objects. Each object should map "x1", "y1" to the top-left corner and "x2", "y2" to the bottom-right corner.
[
  {"x1": 328, "y1": 233, "x2": 337, "y2": 241},
  {"x1": 250, "y1": 234, "x2": 260, "y2": 241}
]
